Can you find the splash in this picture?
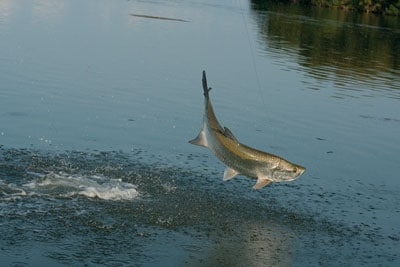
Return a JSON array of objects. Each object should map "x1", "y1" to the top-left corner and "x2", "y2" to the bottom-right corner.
[
  {"x1": 0, "y1": 179, "x2": 28, "y2": 200},
  {"x1": 23, "y1": 172, "x2": 139, "y2": 201}
]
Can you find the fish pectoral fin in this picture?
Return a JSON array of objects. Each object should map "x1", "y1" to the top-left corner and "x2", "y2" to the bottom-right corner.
[
  {"x1": 253, "y1": 177, "x2": 272, "y2": 190},
  {"x1": 223, "y1": 167, "x2": 239, "y2": 181},
  {"x1": 189, "y1": 130, "x2": 208, "y2": 148}
]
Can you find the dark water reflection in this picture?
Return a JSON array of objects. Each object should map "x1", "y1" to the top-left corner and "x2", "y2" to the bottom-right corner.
[{"x1": 250, "y1": 0, "x2": 400, "y2": 98}]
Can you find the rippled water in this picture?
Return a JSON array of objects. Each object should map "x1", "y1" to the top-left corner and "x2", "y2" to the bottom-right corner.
[
  {"x1": 1, "y1": 0, "x2": 399, "y2": 266},
  {"x1": 1, "y1": 148, "x2": 398, "y2": 266}
]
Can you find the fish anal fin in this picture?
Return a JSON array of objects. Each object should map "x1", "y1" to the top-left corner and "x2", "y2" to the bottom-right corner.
[
  {"x1": 253, "y1": 177, "x2": 272, "y2": 190},
  {"x1": 189, "y1": 130, "x2": 208, "y2": 148},
  {"x1": 223, "y1": 167, "x2": 239, "y2": 181},
  {"x1": 223, "y1": 127, "x2": 239, "y2": 142}
]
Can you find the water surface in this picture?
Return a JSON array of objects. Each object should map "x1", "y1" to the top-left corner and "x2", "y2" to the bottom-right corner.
[{"x1": 1, "y1": 0, "x2": 399, "y2": 266}]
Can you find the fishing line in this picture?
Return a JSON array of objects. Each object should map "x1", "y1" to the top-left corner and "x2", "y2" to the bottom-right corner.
[
  {"x1": 236, "y1": 0, "x2": 267, "y2": 113},
  {"x1": 236, "y1": 0, "x2": 276, "y2": 150},
  {"x1": 236, "y1": 0, "x2": 278, "y2": 148}
]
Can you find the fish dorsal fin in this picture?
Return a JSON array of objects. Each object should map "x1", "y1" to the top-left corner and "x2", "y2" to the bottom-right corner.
[
  {"x1": 223, "y1": 127, "x2": 239, "y2": 142},
  {"x1": 253, "y1": 177, "x2": 272, "y2": 189},
  {"x1": 223, "y1": 167, "x2": 239, "y2": 181}
]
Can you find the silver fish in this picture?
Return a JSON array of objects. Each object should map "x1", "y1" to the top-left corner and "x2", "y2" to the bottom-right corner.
[{"x1": 189, "y1": 71, "x2": 305, "y2": 189}]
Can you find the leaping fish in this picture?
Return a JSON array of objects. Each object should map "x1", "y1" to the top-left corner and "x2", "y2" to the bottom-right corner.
[{"x1": 189, "y1": 71, "x2": 305, "y2": 189}]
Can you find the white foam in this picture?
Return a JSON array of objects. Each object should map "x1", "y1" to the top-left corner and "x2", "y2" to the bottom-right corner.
[
  {"x1": 23, "y1": 172, "x2": 139, "y2": 201},
  {"x1": 0, "y1": 179, "x2": 28, "y2": 200}
]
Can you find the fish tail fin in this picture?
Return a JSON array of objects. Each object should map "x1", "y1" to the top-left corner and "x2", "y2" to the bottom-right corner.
[{"x1": 202, "y1": 70, "x2": 211, "y2": 98}]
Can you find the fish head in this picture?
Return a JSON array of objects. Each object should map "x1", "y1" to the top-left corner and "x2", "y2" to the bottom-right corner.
[{"x1": 272, "y1": 159, "x2": 305, "y2": 182}]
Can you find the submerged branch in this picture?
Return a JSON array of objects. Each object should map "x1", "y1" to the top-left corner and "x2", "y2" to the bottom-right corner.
[{"x1": 130, "y1": 14, "x2": 189, "y2": 22}]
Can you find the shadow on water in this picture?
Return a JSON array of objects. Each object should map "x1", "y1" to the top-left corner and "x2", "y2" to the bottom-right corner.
[
  {"x1": 1, "y1": 147, "x2": 398, "y2": 266},
  {"x1": 250, "y1": 0, "x2": 400, "y2": 98}
]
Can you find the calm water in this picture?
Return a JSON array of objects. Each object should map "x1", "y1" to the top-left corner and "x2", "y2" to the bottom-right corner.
[{"x1": 1, "y1": 0, "x2": 399, "y2": 266}]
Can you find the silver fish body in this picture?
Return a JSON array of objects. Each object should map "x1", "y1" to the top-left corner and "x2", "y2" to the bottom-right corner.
[{"x1": 189, "y1": 71, "x2": 305, "y2": 189}]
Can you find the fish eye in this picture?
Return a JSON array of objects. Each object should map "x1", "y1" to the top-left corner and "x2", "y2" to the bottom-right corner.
[{"x1": 292, "y1": 167, "x2": 297, "y2": 173}]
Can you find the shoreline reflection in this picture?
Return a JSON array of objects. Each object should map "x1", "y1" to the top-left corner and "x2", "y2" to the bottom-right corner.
[{"x1": 250, "y1": 1, "x2": 400, "y2": 99}]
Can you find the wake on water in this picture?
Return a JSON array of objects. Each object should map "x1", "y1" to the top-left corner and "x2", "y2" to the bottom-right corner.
[
  {"x1": 0, "y1": 148, "x2": 177, "y2": 202},
  {"x1": 22, "y1": 172, "x2": 139, "y2": 201}
]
